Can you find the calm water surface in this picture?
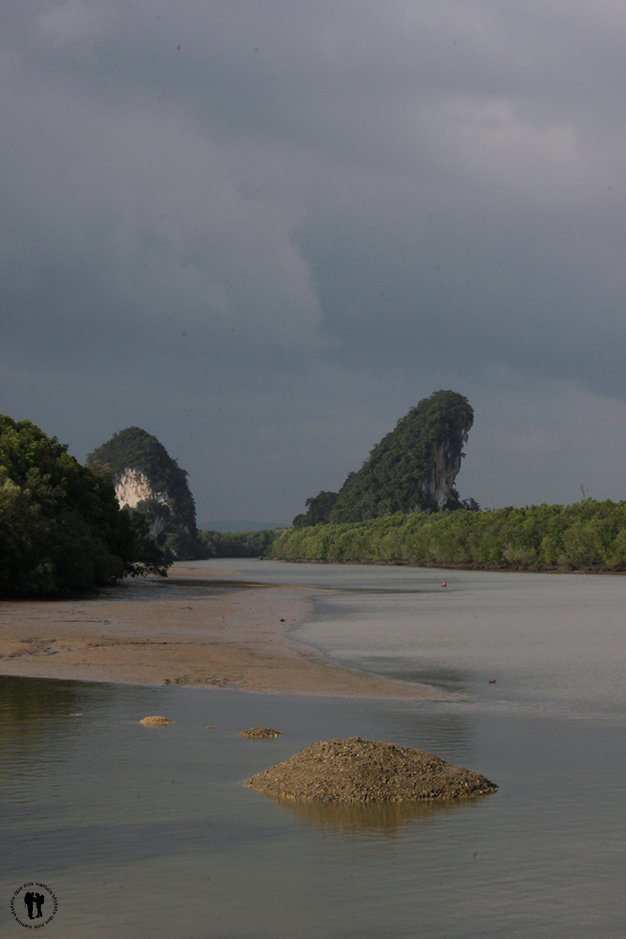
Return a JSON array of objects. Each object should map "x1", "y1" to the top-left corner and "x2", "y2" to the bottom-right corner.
[{"x1": 1, "y1": 560, "x2": 625, "y2": 938}]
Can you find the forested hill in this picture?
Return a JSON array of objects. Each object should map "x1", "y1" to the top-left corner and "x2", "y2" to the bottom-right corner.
[
  {"x1": 294, "y1": 390, "x2": 475, "y2": 527},
  {"x1": 87, "y1": 427, "x2": 199, "y2": 559}
]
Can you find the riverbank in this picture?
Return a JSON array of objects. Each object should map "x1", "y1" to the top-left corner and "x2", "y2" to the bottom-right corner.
[{"x1": 0, "y1": 568, "x2": 450, "y2": 699}]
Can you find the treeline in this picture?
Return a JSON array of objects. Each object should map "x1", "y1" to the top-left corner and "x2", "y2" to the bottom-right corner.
[
  {"x1": 198, "y1": 528, "x2": 284, "y2": 559},
  {"x1": 268, "y1": 500, "x2": 626, "y2": 572}
]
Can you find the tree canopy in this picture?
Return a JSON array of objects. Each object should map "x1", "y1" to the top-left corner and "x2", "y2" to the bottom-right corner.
[
  {"x1": 294, "y1": 390, "x2": 474, "y2": 527},
  {"x1": 0, "y1": 416, "x2": 168, "y2": 597}
]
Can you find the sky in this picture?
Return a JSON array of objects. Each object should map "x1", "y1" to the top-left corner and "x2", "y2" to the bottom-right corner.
[{"x1": 2, "y1": 1, "x2": 625, "y2": 525}]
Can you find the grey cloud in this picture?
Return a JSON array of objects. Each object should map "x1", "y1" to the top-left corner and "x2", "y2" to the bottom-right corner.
[{"x1": 1, "y1": 0, "x2": 625, "y2": 519}]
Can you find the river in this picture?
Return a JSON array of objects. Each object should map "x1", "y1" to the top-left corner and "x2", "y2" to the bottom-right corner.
[{"x1": 1, "y1": 560, "x2": 624, "y2": 938}]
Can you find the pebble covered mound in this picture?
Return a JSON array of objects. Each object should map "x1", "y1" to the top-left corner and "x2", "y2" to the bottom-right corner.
[
  {"x1": 238, "y1": 726, "x2": 282, "y2": 739},
  {"x1": 139, "y1": 715, "x2": 173, "y2": 727},
  {"x1": 244, "y1": 736, "x2": 497, "y2": 802}
]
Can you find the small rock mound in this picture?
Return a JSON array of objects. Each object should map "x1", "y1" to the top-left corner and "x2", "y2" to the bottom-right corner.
[
  {"x1": 139, "y1": 715, "x2": 173, "y2": 727},
  {"x1": 238, "y1": 727, "x2": 282, "y2": 739},
  {"x1": 244, "y1": 736, "x2": 497, "y2": 802}
]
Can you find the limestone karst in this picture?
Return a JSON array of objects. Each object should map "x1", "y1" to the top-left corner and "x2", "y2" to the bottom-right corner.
[
  {"x1": 87, "y1": 427, "x2": 199, "y2": 559},
  {"x1": 293, "y1": 390, "x2": 474, "y2": 527}
]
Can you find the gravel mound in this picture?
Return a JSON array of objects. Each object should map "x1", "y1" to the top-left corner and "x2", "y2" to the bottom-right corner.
[
  {"x1": 238, "y1": 726, "x2": 282, "y2": 739},
  {"x1": 244, "y1": 736, "x2": 497, "y2": 802},
  {"x1": 139, "y1": 715, "x2": 173, "y2": 727}
]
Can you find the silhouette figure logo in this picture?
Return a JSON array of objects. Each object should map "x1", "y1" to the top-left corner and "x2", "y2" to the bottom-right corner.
[{"x1": 10, "y1": 882, "x2": 58, "y2": 928}]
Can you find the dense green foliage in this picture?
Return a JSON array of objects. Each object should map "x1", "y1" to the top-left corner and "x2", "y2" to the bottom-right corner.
[
  {"x1": 293, "y1": 390, "x2": 474, "y2": 527},
  {"x1": 0, "y1": 416, "x2": 168, "y2": 597},
  {"x1": 198, "y1": 527, "x2": 283, "y2": 558},
  {"x1": 294, "y1": 491, "x2": 338, "y2": 528},
  {"x1": 271, "y1": 500, "x2": 626, "y2": 572},
  {"x1": 87, "y1": 427, "x2": 199, "y2": 559}
]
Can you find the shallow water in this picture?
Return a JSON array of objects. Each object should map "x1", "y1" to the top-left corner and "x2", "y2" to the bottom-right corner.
[{"x1": 1, "y1": 560, "x2": 625, "y2": 938}]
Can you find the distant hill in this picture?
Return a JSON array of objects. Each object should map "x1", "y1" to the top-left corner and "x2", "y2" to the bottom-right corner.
[
  {"x1": 87, "y1": 427, "x2": 199, "y2": 559},
  {"x1": 294, "y1": 390, "x2": 475, "y2": 527}
]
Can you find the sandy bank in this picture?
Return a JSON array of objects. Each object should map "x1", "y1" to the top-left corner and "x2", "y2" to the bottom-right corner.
[{"x1": 0, "y1": 568, "x2": 450, "y2": 700}]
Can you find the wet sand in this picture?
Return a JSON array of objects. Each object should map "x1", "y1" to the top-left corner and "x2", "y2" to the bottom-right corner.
[{"x1": 0, "y1": 568, "x2": 449, "y2": 699}]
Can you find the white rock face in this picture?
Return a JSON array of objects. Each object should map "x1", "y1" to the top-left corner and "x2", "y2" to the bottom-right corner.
[
  {"x1": 420, "y1": 432, "x2": 469, "y2": 509},
  {"x1": 114, "y1": 468, "x2": 168, "y2": 509}
]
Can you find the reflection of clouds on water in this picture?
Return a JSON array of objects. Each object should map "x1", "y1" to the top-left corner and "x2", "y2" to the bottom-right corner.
[
  {"x1": 294, "y1": 566, "x2": 626, "y2": 721},
  {"x1": 270, "y1": 793, "x2": 489, "y2": 839},
  {"x1": 2, "y1": 817, "x2": 275, "y2": 874},
  {"x1": 373, "y1": 704, "x2": 477, "y2": 765},
  {"x1": 347, "y1": 654, "x2": 471, "y2": 697}
]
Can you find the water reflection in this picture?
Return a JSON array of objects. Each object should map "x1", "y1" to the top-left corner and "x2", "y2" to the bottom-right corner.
[
  {"x1": 373, "y1": 703, "x2": 477, "y2": 764},
  {"x1": 0, "y1": 675, "x2": 125, "y2": 783},
  {"x1": 0, "y1": 674, "x2": 83, "y2": 724},
  {"x1": 0, "y1": 675, "x2": 87, "y2": 769},
  {"x1": 269, "y1": 793, "x2": 489, "y2": 838}
]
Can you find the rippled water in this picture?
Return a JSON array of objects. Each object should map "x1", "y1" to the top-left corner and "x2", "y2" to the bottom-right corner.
[{"x1": 1, "y1": 560, "x2": 625, "y2": 938}]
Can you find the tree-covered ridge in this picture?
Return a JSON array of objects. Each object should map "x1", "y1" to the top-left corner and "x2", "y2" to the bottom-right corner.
[
  {"x1": 198, "y1": 527, "x2": 283, "y2": 558},
  {"x1": 87, "y1": 427, "x2": 199, "y2": 559},
  {"x1": 272, "y1": 500, "x2": 626, "y2": 572},
  {"x1": 294, "y1": 390, "x2": 474, "y2": 527},
  {"x1": 0, "y1": 416, "x2": 168, "y2": 597}
]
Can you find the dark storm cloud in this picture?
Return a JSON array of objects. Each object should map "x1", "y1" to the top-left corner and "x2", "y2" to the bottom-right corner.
[{"x1": 1, "y1": 1, "x2": 625, "y2": 517}]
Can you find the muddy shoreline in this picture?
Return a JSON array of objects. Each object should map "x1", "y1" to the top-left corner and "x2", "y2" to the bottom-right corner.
[{"x1": 0, "y1": 567, "x2": 451, "y2": 700}]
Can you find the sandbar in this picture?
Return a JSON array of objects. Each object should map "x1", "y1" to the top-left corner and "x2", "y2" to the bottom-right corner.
[{"x1": 0, "y1": 567, "x2": 450, "y2": 699}]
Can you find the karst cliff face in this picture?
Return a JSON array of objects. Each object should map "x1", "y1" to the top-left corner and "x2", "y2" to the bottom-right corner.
[
  {"x1": 114, "y1": 468, "x2": 168, "y2": 511},
  {"x1": 420, "y1": 429, "x2": 470, "y2": 510}
]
